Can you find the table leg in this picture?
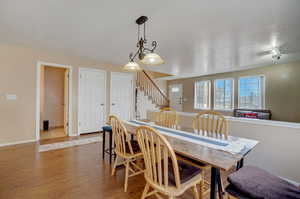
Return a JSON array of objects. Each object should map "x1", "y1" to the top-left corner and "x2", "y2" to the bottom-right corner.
[
  {"x1": 217, "y1": 169, "x2": 224, "y2": 199},
  {"x1": 109, "y1": 130, "x2": 113, "y2": 164},
  {"x1": 210, "y1": 167, "x2": 218, "y2": 199},
  {"x1": 240, "y1": 158, "x2": 244, "y2": 168},
  {"x1": 102, "y1": 130, "x2": 106, "y2": 159},
  {"x1": 236, "y1": 158, "x2": 244, "y2": 170}
]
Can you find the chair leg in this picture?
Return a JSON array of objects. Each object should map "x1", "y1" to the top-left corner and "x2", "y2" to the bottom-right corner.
[
  {"x1": 192, "y1": 185, "x2": 200, "y2": 199},
  {"x1": 199, "y1": 179, "x2": 204, "y2": 199},
  {"x1": 124, "y1": 159, "x2": 130, "y2": 192},
  {"x1": 111, "y1": 155, "x2": 118, "y2": 176},
  {"x1": 141, "y1": 183, "x2": 150, "y2": 199}
]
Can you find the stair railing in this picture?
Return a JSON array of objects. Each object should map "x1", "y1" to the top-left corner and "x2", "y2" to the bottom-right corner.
[{"x1": 136, "y1": 70, "x2": 169, "y2": 107}]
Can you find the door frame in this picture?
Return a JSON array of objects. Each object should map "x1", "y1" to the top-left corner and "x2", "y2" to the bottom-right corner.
[
  {"x1": 78, "y1": 67, "x2": 107, "y2": 135},
  {"x1": 35, "y1": 61, "x2": 73, "y2": 141},
  {"x1": 110, "y1": 72, "x2": 134, "y2": 119}
]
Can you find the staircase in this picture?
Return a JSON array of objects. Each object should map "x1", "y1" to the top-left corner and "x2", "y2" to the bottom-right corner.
[{"x1": 135, "y1": 70, "x2": 169, "y2": 119}]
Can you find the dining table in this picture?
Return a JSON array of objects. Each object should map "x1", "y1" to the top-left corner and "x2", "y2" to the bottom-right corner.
[{"x1": 121, "y1": 120, "x2": 259, "y2": 199}]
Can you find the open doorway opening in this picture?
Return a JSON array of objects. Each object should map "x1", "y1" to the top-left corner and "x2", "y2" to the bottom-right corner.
[{"x1": 38, "y1": 63, "x2": 71, "y2": 140}]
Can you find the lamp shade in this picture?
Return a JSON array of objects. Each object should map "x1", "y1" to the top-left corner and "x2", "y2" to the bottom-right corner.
[
  {"x1": 123, "y1": 61, "x2": 142, "y2": 72},
  {"x1": 140, "y1": 53, "x2": 165, "y2": 66}
]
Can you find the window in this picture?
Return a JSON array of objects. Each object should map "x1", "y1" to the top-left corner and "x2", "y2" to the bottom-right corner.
[
  {"x1": 194, "y1": 80, "x2": 211, "y2": 109},
  {"x1": 214, "y1": 79, "x2": 234, "y2": 110},
  {"x1": 238, "y1": 76, "x2": 265, "y2": 109}
]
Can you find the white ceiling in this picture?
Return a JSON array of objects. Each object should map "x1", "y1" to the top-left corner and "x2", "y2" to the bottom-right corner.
[{"x1": 1, "y1": 0, "x2": 300, "y2": 78}]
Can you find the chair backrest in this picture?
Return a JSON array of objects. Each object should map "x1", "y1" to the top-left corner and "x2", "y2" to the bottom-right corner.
[
  {"x1": 108, "y1": 115, "x2": 134, "y2": 157},
  {"x1": 136, "y1": 126, "x2": 181, "y2": 190},
  {"x1": 154, "y1": 107, "x2": 179, "y2": 129},
  {"x1": 193, "y1": 110, "x2": 228, "y2": 139}
]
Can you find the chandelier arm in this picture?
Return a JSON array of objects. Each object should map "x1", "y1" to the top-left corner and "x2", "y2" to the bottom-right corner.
[
  {"x1": 144, "y1": 22, "x2": 146, "y2": 43},
  {"x1": 151, "y1": 41, "x2": 157, "y2": 52},
  {"x1": 130, "y1": 49, "x2": 140, "y2": 61},
  {"x1": 143, "y1": 41, "x2": 157, "y2": 53}
]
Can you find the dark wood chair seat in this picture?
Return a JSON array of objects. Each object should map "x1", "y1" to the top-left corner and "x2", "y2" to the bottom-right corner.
[
  {"x1": 167, "y1": 159, "x2": 202, "y2": 186},
  {"x1": 125, "y1": 140, "x2": 141, "y2": 153}
]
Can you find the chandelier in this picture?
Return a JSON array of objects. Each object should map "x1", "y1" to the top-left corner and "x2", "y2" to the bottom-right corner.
[{"x1": 123, "y1": 16, "x2": 164, "y2": 72}]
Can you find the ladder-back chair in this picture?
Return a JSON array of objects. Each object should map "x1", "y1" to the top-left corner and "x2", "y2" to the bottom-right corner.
[
  {"x1": 193, "y1": 110, "x2": 229, "y2": 139},
  {"x1": 109, "y1": 115, "x2": 144, "y2": 192},
  {"x1": 154, "y1": 107, "x2": 179, "y2": 129},
  {"x1": 136, "y1": 126, "x2": 204, "y2": 199}
]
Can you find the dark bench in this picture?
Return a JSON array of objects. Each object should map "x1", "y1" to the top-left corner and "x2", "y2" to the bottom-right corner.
[{"x1": 233, "y1": 109, "x2": 272, "y2": 120}]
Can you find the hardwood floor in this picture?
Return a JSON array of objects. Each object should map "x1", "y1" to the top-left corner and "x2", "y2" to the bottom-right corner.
[
  {"x1": 40, "y1": 127, "x2": 66, "y2": 140},
  {"x1": 0, "y1": 136, "x2": 232, "y2": 199}
]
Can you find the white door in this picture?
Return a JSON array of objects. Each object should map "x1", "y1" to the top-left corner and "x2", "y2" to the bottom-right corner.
[
  {"x1": 110, "y1": 72, "x2": 133, "y2": 121},
  {"x1": 78, "y1": 68, "x2": 106, "y2": 134},
  {"x1": 169, "y1": 84, "x2": 183, "y2": 111}
]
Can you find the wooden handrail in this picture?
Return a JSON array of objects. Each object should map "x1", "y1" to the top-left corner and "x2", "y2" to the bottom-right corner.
[
  {"x1": 136, "y1": 70, "x2": 169, "y2": 107},
  {"x1": 142, "y1": 70, "x2": 169, "y2": 102}
]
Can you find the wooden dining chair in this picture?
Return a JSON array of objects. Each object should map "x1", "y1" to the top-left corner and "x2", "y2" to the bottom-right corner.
[
  {"x1": 109, "y1": 115, "x2": 144, "y2": 192},
  {"x1": 193, "y1": 110, "x2": 229, "y2": 139},
  {"x1": 189, "y1": 110, "x2": 229, "y2": 197},
  {"x1": 136, "y1": 126, "x2": 204, "y2": 199},
  {"x1": 154, "y1": 107, "x2": 179, "y2": 129}
]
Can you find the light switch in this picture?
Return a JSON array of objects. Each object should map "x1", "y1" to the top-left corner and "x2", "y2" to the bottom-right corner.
[{"x1": 6, "y1": 94, "x2": 17, "y2": 100}]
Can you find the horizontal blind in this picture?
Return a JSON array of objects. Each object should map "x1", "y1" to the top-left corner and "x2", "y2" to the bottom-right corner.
[
  {"x1": 239, "y1": 76, "x2": 265, "y2": 109},
  {"x1": 194, "y1": 80, "x2": 210, "y2": 109},
  {"x1": 214, "y1": 79, "x2": 234, "y2": 110}
]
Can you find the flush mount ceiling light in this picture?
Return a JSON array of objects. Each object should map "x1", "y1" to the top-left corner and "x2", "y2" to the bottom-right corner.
[{"x1": 123, "y1": 16, "x2": 164, "y2": 71}]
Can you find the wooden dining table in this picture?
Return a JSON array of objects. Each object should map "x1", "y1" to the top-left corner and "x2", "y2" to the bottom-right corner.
[{"x1": 122, "y1": 120, "x2": 259, "y2": 199}]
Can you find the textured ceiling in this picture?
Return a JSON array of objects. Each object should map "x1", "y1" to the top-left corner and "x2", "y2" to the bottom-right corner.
[{"x1": 0, "y1": 0, "x2": 300, "y2": 78}]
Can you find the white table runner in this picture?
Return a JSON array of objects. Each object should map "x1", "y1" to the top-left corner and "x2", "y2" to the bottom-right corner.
[{"x1": 125, "y1": 120, "x2": 258, "y2": 155}]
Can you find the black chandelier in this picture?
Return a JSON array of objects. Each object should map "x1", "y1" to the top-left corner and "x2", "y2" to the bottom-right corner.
[{"x1": 123, "y1": 16, "x2": 164, "y2": 71}]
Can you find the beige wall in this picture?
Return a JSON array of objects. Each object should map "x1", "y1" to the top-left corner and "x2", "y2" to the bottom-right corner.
[
  {"x1": 0, "y1": 44, "x2": 122, "y2": 145},
  {"x1": 168, "y1": 61, "x2": 300, "y2": 123},
  {"x1": 43, "y1": 66, "x2": 66, "y2": 128}
]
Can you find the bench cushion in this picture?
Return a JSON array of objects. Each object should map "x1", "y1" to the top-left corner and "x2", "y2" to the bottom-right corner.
[
  {"x1": 227, "y1": 166, "x2": 300, "y2": 199},
  {"x1": 102, "y1": 126, "x2": 112, "y2": 131}
]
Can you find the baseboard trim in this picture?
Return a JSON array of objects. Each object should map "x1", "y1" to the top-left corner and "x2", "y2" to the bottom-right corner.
[{"x1": 0, "y1": 139, "x2": 37, "y2": 148}]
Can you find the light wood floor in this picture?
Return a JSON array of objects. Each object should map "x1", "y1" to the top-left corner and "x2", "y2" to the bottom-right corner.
[
  {"x1": 40, "y1": 127, "x2": 67, "y2": 140},
  {"x1": 0, "y1": 135, "x2": 233, "y2": 199}
]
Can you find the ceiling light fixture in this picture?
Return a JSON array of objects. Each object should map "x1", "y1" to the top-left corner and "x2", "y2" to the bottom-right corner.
[
  {"x1": 123, "y1": 16, "x2": 164, "y2": 71},
  {"x1": 271, "y1": 47, "x2": 281, "y2": 64}
]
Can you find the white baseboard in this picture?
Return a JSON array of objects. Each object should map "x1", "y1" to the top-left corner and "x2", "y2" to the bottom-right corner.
[{"x1": 0, "y1": 139, "x2": 37, "y2": 148}]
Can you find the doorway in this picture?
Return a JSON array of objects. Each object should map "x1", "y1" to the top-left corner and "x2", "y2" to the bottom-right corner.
[
  {"x1": 110, "y1": 72, "x2": 134, "y2": 120},
  {"x1": 36, "y1": 62, "x2": 73, "y2": 141},
  {"x1": 169, "y1": 84, "x2": 183, "y2": 111}
]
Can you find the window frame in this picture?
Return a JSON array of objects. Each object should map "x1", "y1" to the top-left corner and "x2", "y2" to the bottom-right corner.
[
  {"x1": 194, "y1": 80, "x2": 211, "y2": 110},
  {"x1": 238, "y1": 75, "x2": 266, "y2": 109},
  {"x1": 213, "y1": 78, "x2": 235, "y2": 111}
]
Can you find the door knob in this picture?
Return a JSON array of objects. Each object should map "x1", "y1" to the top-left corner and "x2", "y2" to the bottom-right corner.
[
  {"x1": 100, "y1": 103, "x2": 104, "y2": 106},
  {"x1": 112, "y1": 103, "x2": 116, "y2": 106}
]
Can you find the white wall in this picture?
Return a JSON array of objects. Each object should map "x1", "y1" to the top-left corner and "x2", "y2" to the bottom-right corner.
[
  {"x1": 147, "y1": 110, "x2": 300, "y2": 183},
  {"x1": 136, "y1": 90, "x2": 158, "y2": 119}
]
